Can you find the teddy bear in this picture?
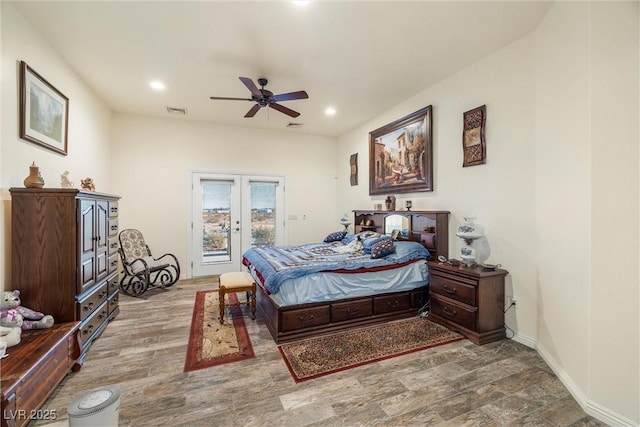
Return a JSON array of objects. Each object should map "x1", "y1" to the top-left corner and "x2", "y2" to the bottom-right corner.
[
  {"x1": 0, "y1": 325, "x2": 21, "y2": 347},
  {"x1": 0, "y1": 290, "x2": 54, "y2": 330}
]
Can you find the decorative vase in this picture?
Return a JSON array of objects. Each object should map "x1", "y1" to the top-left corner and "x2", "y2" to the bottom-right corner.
[
  {"x1": 23, "y1": 162, "x2": 44, "y2": 188},
  {"x1": 456, "y1": 217, "x2": 484, "y2": 266}
]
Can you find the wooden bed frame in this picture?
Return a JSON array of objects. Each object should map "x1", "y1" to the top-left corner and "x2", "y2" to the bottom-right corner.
[{"x1": 256, "y1": 210, "x2": 450, "y2": 343}]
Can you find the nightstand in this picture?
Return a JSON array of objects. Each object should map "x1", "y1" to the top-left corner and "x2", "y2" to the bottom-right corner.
[{"x1": 427, "y1": 261, "x2": 508, "y2": 345}]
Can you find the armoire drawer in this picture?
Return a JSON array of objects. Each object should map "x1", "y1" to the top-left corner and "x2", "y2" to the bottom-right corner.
[
  {"x1": 108, "y1": 253, "x2": 119, "y2": 273},
  {"x1": 331, "y1": 298, "x2": 372, "y2": 322},
  {"x1": 77, "y1": 282, "x2": 108, "y2": 322},
  {"x1": 280, "y1": 306, "x2": 330, "y2": 332},
  {"x1": 108, "y1": 201, "x2": 119, "y2": 218},
  {"x1": 79, "y1": 301, "x2": 109, "y2": 346},
  {"x1": 108, "y1": 292, "x2": 119, "y2": 316},
  {"x1": 107, "y1": 274, "x2": 118, "y2": 296},
  {"x1": 108, "y1": 219, "x2": 119, "y2": 237},
  {"x1": 108, "y1": 236, "x2": 119, "y2": 255}
]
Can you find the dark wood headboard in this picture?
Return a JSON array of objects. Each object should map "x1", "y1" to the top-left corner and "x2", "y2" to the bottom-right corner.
[{"x1": 353, "y1": 210, "x2": 449, "y2": 259}]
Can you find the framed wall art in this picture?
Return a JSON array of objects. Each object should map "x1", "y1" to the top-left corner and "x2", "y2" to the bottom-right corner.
[
  {"x1": 462, "y1": 105, "x2": 486, "y2": 167},
  {"x1": 20, "y1": 61, "x2": 69, "y2": 155},
  {"x1": 350, "y1": 153, "x2": 358, "y2": 186},
  {"x1": 369, "y1": 105, "x2": 433, "y2": 195}
]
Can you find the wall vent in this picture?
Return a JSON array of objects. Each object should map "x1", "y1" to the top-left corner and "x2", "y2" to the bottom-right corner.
[{"x1": 166, "y1": 106, "x2": 187, "y2": 115}]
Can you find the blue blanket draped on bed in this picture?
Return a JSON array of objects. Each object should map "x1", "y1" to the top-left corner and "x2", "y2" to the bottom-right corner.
[{"x1": 242, "y1": 240, "x2": 430, "y2": 294}]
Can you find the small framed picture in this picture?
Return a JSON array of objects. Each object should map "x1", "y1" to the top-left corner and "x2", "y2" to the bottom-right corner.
[
  {"x1": 462, "y1": 105, "x2": 486, "y2": 167},
  {"x1": 20, "y1": 61, "x2": 69, "y2": 155}
]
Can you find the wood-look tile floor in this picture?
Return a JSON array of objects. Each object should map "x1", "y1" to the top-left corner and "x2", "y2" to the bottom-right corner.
[{"x1": 33, "y1": 277, "x2": 606, "y2": 427}]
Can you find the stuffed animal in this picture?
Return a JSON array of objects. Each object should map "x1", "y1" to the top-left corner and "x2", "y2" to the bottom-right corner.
[
  {"x1": 0, "y1": 290, "x2": 54, "y2": 330},
  {"x1": 0, "y1": 325, "x2": 21, "y2": 347}
]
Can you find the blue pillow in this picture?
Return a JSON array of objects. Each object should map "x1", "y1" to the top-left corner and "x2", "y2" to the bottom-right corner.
[
  {"x1": 362, "y1": 236, "x2": 390, "y2": 253},
  {"x1": 341, "y1": 234, "x2": 357, "y2": 244},
  {"x1": 371, "y1": 239, "x2": 395, "y2": 258},
  {"x1": 324, "y1": 231, "x2": 347, "y2": 243}
]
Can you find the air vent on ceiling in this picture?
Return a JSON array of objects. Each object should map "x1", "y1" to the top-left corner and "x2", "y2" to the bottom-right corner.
[
  {"x1": 286, "y1": 122, "x2": 303, "y2": 128},
  {"x1": 166, "y1": 106, "x2": 187, "y2": 115}
]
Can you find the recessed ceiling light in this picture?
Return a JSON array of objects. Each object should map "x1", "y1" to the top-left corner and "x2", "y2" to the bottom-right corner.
[
  {"x1": 149, "y1": 80, "x2": 165, "y2": 91},
  {"x1": 293, "y1": 1, "x2": 311, "y2": 6},
  {"x1": 325, "y1": 107, "x2": 336, "y2": 116}
]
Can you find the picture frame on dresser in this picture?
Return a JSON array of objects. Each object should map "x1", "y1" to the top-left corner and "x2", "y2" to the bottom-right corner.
[
  {"x1": 369, "y1": 105, "x2": 433, "y2": 195},
  {"x1": 19, "y1": 61, "x2": 69, "y2": 156}
]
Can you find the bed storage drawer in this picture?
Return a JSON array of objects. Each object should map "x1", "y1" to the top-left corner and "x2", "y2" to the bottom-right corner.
[
  {"x1": 373, "y1": 293, "x2": 411, "y2": 314},
  {"x1": 331, "y1": 298, "x2": 373, "y2": 322},
  {"x1": 430, "y1": 274, "x2": 476, "y2": 306},
  {"x1": 281, "y1": 306, "x2": 330, "y2": 332},
  {"x1": 430, "y1": 294, "x2": 476, "y2": 331}
]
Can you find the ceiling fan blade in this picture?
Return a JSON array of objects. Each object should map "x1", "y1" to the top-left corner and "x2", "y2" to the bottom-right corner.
[
  {"x1": 209, "y1": 96, "x2": 253, "y2": 101},
  {"x1": 244, "y1": 104, "x2": 261, "y2": 118},
  {"x1": 239, "y1": 77, "x2": 263, "y2": 98},
  {"x1": 271, "y1": 90, "x2": 309, "y2": 102},
  {"x1": 269, "y1": 102, "x2": 300, "y2": 118}
]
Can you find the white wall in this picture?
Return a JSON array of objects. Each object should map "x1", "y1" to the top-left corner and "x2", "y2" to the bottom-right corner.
[
  {"x1": 536, "y1": 2, "x2": 639, "y2": 424},
  {"x1": 337, "y1": 33, "x2": 539, "y2": 343},
  {"x1": 110, "y1": 113, "x2": 338, "y2": 277},
  {"x1": 337, "y1": 2, "x2": 639, "y2": 425},
  {"x1": 0, "y1": 2, "x2": 113, "y2": 291}
]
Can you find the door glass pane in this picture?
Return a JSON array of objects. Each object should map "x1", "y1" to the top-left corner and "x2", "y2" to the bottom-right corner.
[
  {"x1": 250, "y1": 182, "x2": 276, "y2": 248},
  {"x1": 202, "y1": 181, "x2": 231, "y2": 263}
]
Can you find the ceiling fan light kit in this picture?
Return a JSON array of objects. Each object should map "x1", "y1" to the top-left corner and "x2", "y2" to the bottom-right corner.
[{"x1": 210, "y1": 77, "x2": 309, "y2": 118}]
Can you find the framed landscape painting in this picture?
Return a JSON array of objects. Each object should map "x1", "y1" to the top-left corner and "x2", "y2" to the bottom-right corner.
[
  {"x1": 369, "y1": 105, "x2": 433, "y2": 195},
  {"x1": 20, "y1": 61, "x2": 69, "y2": 155}
]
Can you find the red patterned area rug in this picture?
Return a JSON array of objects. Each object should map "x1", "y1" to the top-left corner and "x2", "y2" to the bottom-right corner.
[
  {"x1": 184, "y1": 290, "x2": 254, "y2": 373},
  {"x1": 279, "y1": 317, "x2": 464, "y2": 382}
]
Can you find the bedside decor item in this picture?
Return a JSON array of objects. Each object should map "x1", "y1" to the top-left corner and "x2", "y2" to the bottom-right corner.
[
  {"x1": 19, "y1": 61, "x2": 69, "y2": 156},
  {"x1": 456, "y1": 217, "x2": 484, "y2": 266},
  {"x1": 350, "y1": 153, "x2": 358, "y2": 186},
  {"x1": 462, "y1": 105, "x2": 486, "y2": 167},
  {"x1": 61, "y1": 170, "x2": 75, "y2": 188},
  {"x1": 385, "y1": 195, "x2": 396, "y2": 211},
  {"x1": 81, "y1": 177, "x2": 96, "y2": 191},
  {"x1": 339, "y1": 214, "x2": 352, "y2": 231},
  {"x1": 23, "y1": 161, "x2": 44, "y2": 188},
  {"x1": 369, "y1": 105, "x2": 433, "y2": 195}
]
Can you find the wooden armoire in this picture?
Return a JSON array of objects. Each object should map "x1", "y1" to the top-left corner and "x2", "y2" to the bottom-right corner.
[{"x1": 10, "y1": 188, "x2": 120, "y2": 362}]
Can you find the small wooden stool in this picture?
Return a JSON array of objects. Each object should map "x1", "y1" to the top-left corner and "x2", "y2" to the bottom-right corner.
[{"x1": 219, "y1": 272, "x2": 256, "y2": 324}]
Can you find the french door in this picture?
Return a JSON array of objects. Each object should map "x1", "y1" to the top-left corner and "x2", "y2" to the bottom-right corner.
[{"x1": 191, "y1": 173, "x2": 284, "y2": 277}]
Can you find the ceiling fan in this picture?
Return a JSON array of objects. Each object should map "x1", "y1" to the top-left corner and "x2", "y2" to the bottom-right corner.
[{"x1": 209, "y1": 77, "x2": 309, "y2": 118}]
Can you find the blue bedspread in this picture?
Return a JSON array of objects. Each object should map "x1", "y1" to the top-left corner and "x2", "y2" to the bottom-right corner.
[{"x1": 242, "y1": 240, "x2": 430, "y2": 294}]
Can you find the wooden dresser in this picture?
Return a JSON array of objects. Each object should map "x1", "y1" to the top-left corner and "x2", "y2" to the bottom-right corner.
[
  {"x1": 10, "y1": 188, "x2": 121, "y2": 363},
  {"x1": 1, "y1": 323, "x2": 80, "y2": 427},
  {"x1": 427, "y1": 261, "x2": 508, "y2": 345}
]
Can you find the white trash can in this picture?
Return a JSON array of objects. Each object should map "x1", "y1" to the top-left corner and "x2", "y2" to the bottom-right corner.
[{"x1": 67, "y1": 385, "x2": 120, "y2": 427}]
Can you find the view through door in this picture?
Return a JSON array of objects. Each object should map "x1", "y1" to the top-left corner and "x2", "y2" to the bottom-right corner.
[{"x1": 191, "y1": 173, "x2": 284, "y2": 277}]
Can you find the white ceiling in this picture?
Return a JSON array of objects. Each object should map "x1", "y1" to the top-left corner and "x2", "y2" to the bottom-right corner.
[{"x1": 11, "y1": 1, "x2": 552, "y2": 137}]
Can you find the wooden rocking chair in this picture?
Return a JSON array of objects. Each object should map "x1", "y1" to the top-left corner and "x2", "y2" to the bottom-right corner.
[{"x1": 118, "y1": 229, "x2": 180, "y2": 296}]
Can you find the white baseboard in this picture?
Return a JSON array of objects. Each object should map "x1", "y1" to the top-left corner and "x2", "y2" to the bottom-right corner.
[{"x1": 534, "y1": 342, "x2": 637, "y2": 427}]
